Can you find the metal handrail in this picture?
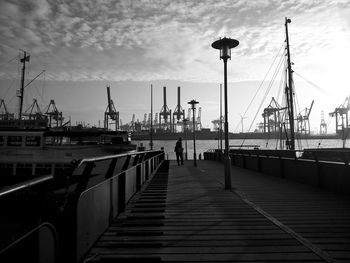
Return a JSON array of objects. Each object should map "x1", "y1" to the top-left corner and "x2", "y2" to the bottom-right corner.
[
  {"x1": 0, "y1": 222, "x2": 59, "y2": 262},
  {"x1": 77, "y1": 150, "x2": 163, "y2": 167},
  {"x1": 0, "y1": 175, "x2": 53, "y2": 199}
]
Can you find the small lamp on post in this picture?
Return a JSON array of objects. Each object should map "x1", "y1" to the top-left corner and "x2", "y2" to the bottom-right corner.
[
  {"x1": 188, "y1": 99, "x2": 199, "y2": 167},
  {"x1": 211, "y1": 37, "x2": 239, "y2": 190},
  {"x1": 183, "y1": 118, "x2": 189, "y2": 160}
]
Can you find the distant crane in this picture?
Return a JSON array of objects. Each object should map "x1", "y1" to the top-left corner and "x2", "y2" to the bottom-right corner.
[
  {"x1": 44, "y1": 99, "x2": 63, "y2": 128},
  {"x1": 0, "y1": 99, "x2": 14, "y2": 120},
  {"x1": 296, "y1": 100, "x2": 314, "y2": 135},
  {"x1": 142, "y1": 113, "x2": 147, "y2": 128},
  {"x1": 23, "y1": 99, "x2": 45, "y2": 121},
  {"x1": 196, "y1": 107, "x2": 202, "y2": 130},
  {"x1": 262, "y1": 97, "x2": 285, "y2": 134},
  {"x1": 147, "y1": 113, "x2": 152, "y2": 129},
  {"x1": 320, "y1": 111, "x2": 327, "y2": 134},
  {"x1": 173, "y1": 86, "x2": 185, "y2": 131},
  {"x1": 187, "y1": 108, "x2": 193, "y2": 131},
  {"x1": 159, "y1": 86, "x2": 172, "y2": 131},
  {"x1": 104, "y1": 86, "x2": 119, "y2": 131},
  {"x1": 329, "y1": 96, "x2": 350, "y2": 135},
  {"x1": 239, "y1": 114, "x2": 248, "y2": 133},
  {"x1": 131, "y1": 114, "x2": 136, "y2": 131},
  {"x1": 154, "y1": 113, "x2": 158, "y2": 129}
]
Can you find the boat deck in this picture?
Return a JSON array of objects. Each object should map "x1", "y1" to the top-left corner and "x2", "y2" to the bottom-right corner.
[{"x1": 85, "y1": 160, "x2": 350, "y2": 262}]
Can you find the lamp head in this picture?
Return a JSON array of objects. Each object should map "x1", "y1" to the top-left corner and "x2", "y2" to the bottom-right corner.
[
  {"x1": 212, "y1": 37, "x2": 239, "y2": 60},
  {"x1": 188, "y1": 99, "x2": 199, "y2": 109}
]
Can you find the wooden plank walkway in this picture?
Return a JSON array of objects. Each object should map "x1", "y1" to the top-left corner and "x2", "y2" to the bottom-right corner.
[{"x1": 85, "y1": 160, "x2": 350, "y2": 262}]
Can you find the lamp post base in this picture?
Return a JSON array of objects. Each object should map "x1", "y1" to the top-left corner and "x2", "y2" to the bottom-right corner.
[
  {"x1": 224, "y1": 156, "x2": 232, "y2": 189},
  {"x1": 193, "y1": 153, "x2": 197, "y2": 167}
]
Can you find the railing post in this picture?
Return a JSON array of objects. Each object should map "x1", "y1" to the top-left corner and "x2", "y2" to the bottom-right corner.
[
  {"x1": 105, "y1": 158, "x2": 118, "y2": 179},
  {"x1": 122, "y1": 155, "x2": 131, "y2": 171},
  {"x1": 136, "y1": 165, "x2": 142, "y2": 191},
  {"x1": 75, "y1": 162, "x2": 95, "y2": 193},
  {"x1": 118, "y1": 172, "x2": 126, "y2": 213}
]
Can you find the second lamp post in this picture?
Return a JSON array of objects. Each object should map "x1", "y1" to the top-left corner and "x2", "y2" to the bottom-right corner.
[
  {"x1": 211, "y1": 37, "x2": 239, "y2": 190},
  {"x1": 188, "y1": 99, "x2": 199, "y2": 167}
]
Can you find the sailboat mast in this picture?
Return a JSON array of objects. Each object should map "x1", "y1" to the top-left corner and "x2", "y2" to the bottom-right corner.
[
  {"x1": 18, "y1": 51, "x2": 30, "y2": 121},
  {"x1": 285, "y1": 17, "x2": 295, "y2": 150}
]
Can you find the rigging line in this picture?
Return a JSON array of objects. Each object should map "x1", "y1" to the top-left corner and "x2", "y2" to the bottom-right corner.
[
  {"x1": 234, "y1": 42, "x2": 285, "y2": 134},
  {"x1": 293, "y1": 71, "x2": 329, "y2": 96},
  {"x1": 241, "y1": 53, "x2": 286, "y2": 147},
  {"x1": 246, "y1": 51, "x2": 286, "y2": 134},
  {"x1": 0, "y1": 54, "x2": 19, "y2": 68}
]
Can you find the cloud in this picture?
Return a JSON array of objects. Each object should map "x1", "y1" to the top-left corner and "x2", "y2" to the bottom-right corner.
[{"x1": 0, "y1": 0, "x2": 349, "y2": 86}]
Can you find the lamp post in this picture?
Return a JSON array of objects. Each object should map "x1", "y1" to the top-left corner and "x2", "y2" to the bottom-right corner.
[
  {"x1": 188, "y1": 100, "x2": 199, "y2": 167},
  {"x1": 212, "y1": 37, "x2": 239, "y2": 190},
  {"x1": 183, "y1": 118, "x2": 189, "y2": 160}
]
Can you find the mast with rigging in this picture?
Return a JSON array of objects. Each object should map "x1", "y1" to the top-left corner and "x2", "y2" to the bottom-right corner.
[{"x1": 285, "y1": 17, "x2": 296, "y2": 150}]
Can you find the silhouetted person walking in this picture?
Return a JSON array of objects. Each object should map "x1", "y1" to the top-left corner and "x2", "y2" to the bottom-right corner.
[{"x1": 174, "y1": 137, "x2": 184, "y2": 165}]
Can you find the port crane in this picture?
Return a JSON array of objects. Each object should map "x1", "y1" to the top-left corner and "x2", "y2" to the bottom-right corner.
[
  {"x1": 196, "y1": 107, "x2": 202, "y2": 130},
  {"x1": 320, "y1": 111, "x2": 327, "y2": 134},
  {"x1": 296, "y1": 100, "x2": 314, "y2": 135},
  {"x1": 173, "y1": 86, "x2": 185, "y2": 131},
  {"x1": 159, "y1": 86, "x2": 172, "y2": 131},
  {"x1": 262, "y1": 97, "x2": 285, "y2": 134},
  {"x1": 0, "y1": 99, "x2": 14, "y2": 120},
  {"x1": 44, "y1": 99, "x2": 63, "y2": 128},
  {"x1": 329, "y1": 96, "x2": 350, "y2": 135},
  {"x1": 23, "y1": 99, "x2": 45, "y2": 121},
  {"x1": 104, "y1": 86, "x2": 119, "y2": 131}
]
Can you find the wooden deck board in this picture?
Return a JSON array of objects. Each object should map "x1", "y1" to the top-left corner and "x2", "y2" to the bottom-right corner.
[{"x1": 85, "y1": 160, "x2": 350, "y2": 263}]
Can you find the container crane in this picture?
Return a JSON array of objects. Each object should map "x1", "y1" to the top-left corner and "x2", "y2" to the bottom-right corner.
[
  {"x1": 0, "y1": 99, "x2": 14, "y2": 120},
  {"x1": 329, "y1": 96, "x2": 350, "y2": 135},
  {"x1": 159, "y1": 86, "x2": 172, "y2": 131},
  {"x1": 320, "y1": 111, "x2": 327, "y2": 134},
  {"x1": 44, "y1": 99, "x2": 63, "y2": 128},
  {"x1": 23, "y1": 99, "x2": 46, "y2": 121},
  {"x1": 173, "y1": 86, "x2": 185, "y2": 131},
  {"x1": 196, "y1": 107, "x2": 202, "y2": 130},
  {"x1": 296, "y1": 100, "x2": 314, "y2": 135},
  {"x1": 104, "y1": 86, "x2": 119, "y2": 131},
  {"x1": 262, "y1": 97, "x2": 285, "y2": 134}
]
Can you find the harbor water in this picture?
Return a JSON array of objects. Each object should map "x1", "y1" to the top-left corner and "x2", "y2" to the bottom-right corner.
[{"x1": 133, "y1": 138, "x2": 350, "y2": 160}]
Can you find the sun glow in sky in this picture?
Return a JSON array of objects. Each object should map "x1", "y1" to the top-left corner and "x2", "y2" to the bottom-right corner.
[{"x1": 0, "y1": 0, "x2": 349, "y2": 133}]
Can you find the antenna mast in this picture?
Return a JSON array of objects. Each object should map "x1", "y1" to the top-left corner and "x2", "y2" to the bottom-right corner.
[{"x1": 18, "y1": 51, "x2": 30, "y2": 120}]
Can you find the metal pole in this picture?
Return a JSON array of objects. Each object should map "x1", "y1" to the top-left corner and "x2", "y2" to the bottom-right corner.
[
  {"x1": 220, "y1": 83, "x2": 223, "y2": 151},
  {"x1": 185, "y1": 127, "x2": 188, "y2": 160},
  {"x1": 223, "y1": 59, "x2": 232, "y2": 189},
  {"x1": 285, "y1": 18, "x2": 295, "y2": 151},
  {"x1": 19, "y1": 51, "x2": 28, "y2": 121},
  {"x1": 192, "y1": 106, "x2": 197, "y2": 167},
  {"x1": 150, "y1": 84, "x2": 153, "y2": 150}
]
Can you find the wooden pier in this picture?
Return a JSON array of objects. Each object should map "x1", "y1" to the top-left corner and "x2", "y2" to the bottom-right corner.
[{"x1": 85, "y1": 160, "x2": 350, "y2": 262}]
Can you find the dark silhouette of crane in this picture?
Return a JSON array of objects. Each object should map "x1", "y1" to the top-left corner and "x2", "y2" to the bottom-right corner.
[
  {"x1": 159, "y1": 86, "x2": 172, "y2": 131},
  {"x1": 104, "y1": 86, "x2": 119, "y2": 131},
  {"x1": 320, "y1": 111, "x2": 327, "y2": 134},
  {"x1": 296, "y1": 100, "x2": 314, "y2": 135},
  {"x1": 173, "y1": 86, "x2": 185, "y2": 131},
  {"x1": 262, "y1": 97, "x2": 285, "y2": 134},
  {"x1": 329, "y1": 96, "x2": 350, "y2": 135}
]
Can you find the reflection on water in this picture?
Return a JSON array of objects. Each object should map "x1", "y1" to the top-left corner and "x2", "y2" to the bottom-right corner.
[{"x1": 133, "y1": 138, "x2": 350, "y2": 160}]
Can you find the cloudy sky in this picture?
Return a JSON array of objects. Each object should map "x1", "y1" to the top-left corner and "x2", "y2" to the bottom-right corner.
[{"x1": 0, "y1": 0, "x2": 349, "y2": 133}]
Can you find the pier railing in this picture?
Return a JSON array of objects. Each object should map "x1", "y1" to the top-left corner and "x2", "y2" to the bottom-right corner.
[
  {"x1": 73, "y1": 150, "x2": 164, "y2": 262},
  {"x1": 204, "y1": 149, "x2": 350, "y2": 195},
  {"x1": 0, "y1": 175, "x2": 59, "y2": 262},
  {"x1": 0, "y1": 150, "x2": 165, "y2": 263}
]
